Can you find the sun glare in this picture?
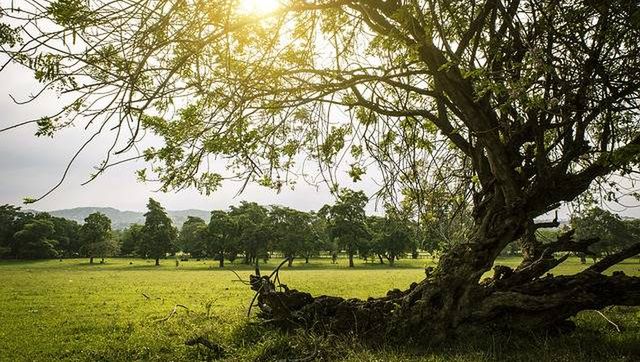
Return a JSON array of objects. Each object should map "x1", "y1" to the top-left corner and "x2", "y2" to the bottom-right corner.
[{"x1": 237, "y1": 0, "x2": 282, "y2": 15}]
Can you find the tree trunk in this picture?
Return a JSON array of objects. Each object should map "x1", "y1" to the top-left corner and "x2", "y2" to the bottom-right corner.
[
  {"x1": 219, "y1": 252, "x2": 224, "y2": 268},
  {"x1": 388, "y1": 254, "x2": 395, "y2": 266},
  {"x1": 378, "y1": 254, "x2": 385, "y2": 264},
  {"x1": 348, "y1": 251, "x2": 354, "y2": 268},
  {"x1": 89, "y1": 257, "x2": 93, "y2": 264},
  {"x1": 288, "y1": 257, "x2": 294, "y2": 267},
  {"x1": 155, "y1": 258, "x2": 160, "y2": 266},
  {"x1": 305, "y1": 256, "x2": 309, "y2": 264}
]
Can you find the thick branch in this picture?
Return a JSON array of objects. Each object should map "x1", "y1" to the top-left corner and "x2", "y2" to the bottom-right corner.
[{"x1": 584, "y1": 242, "x2": 640, "y2": 274}]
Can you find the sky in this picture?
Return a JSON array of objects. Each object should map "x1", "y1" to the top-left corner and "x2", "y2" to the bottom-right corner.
[{"x1": 1, "y1": 59, "x2": 638, "y2": 218}]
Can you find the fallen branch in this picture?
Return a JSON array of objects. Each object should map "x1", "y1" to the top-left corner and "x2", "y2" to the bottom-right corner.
[
  {"x1": 229, "y1": 269, "x2": 251, "y2": 285},
  {"x1": 141, "y1": 293, "x2": 163, "y2": 301},
  {"x1": 247, "y1": 258, "x2": 292, "y2": 318},
  {"x1": 595, "y1": 310, "x2": 621, "y2": 333},
  {"x1": 154, "y1": 304, "x2": 190, "y2": 323},
  {"x1": 584, "y1": 243, "x2": 640, "y2": 274}
]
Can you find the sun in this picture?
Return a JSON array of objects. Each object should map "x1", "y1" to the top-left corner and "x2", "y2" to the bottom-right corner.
[{"x1": 237, "y1": 0, "x2": 282, "y2": 15}]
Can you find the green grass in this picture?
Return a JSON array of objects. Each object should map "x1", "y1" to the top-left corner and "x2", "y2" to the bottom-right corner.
[{"x1": 0, "y1": 256, "x2": 639, "y2": 361}]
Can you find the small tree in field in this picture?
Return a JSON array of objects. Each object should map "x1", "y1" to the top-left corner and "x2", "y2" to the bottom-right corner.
[
  {"x1": 270, "y1": 206, "x2": 313, "y2": 267},
  {"x1": 79, "y1": 212, "x2": 116, "y2": 264},
  {"x1": 139, "y1": 199, "x2": 177, "y2": 266},
  {"x1": 230, "y1": 202, "x2": 271, "y2": 265}
]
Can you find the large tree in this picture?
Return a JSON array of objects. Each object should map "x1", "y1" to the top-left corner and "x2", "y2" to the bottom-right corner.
[
  {"x1": 139, "y1": 198, "x2": 177, "y2": 266},
  {"x1": 2, "y1": 0, "x2": 640, "y2": 342}
]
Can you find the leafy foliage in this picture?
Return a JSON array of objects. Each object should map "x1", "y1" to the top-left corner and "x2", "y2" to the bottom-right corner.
[{"x1": 573, "y1": 207, "x2": 640, "y2": 257}]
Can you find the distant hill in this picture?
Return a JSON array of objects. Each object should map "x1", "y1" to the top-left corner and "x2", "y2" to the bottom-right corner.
[{"x1": 28, "y1": 207, "x2": 211, "y2": 230}]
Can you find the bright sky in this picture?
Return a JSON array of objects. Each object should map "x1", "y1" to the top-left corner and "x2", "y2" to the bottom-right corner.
[{"x1": 0, "y1": 59, "x2": 382, "y2": 213}]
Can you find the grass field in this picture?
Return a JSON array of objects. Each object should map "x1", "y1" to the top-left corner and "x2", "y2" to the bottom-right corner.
[{"x1": 1, "y1": 256, "x2": 639, "y2": 361}]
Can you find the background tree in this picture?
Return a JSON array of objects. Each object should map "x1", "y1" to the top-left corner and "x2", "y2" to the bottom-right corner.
[
  {"x1": 322, "y1": 189, "x2": 369, "y2": 268},
  {"x1": 205, "y1": 210, "x2": 237, "y2": 268},
  {"x1": 573, "y1": 208, "x2": 636, "y2": 259},
  {"x1": 0, "y1": 205, "x2": 32, "y2": 258},
  {"x1": 79, "y1": 212, "x2": 116, "y2": 264},
  {"x1": 229, "y1": 202, "x2": 271, "y2": 265},
  {"x1": 270, "y1": 206, "x2": 313, "y2": 267},
  {"x1": 3, "y1": 0, "x2": 640, "y2": 342},
  {"x1": 368, "y1": 213, "x2": 414, "y2": 266},
  {"x1": 119, "y1": 224, "x2": 143, "y2": 257},
  {"x1": 41, "y1": 214, "x2": 80, "y2": 257},
  {"x1": 13, "y1": 219, "x2": 59, "y2": 259},
  {"x1": 178, "y1": 216, "x2": 207, "y2": 258},
  {"x1": 139, "y1": 199, "x2": 177, "y2": 266},
  {"x1": 305, "y1": 212, "x2": 330, "y2": 264}
]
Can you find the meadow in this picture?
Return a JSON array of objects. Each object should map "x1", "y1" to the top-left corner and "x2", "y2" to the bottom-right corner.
[{"x1": 1, "y1": 256, "x2": 639, "y2": 361}]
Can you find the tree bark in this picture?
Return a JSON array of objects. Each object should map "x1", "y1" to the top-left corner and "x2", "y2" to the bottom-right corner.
[
  {"x1": 155, "y1": 258, "x2": 160, "y2": 266},
  {"x1": 219, "y1": 253, "x2": 224, "y2": 268},
  {"x1": 348, "y1": 251, "x2": 354, "y2": 268},
  {"x1": 89, "y1": 257, "x2": 93, "y2": 264}
]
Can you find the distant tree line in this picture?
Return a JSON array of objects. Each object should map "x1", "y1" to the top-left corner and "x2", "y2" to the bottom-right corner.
[
  {"x1": 0, "y1": 190, "x2": 425, "y2": 266},
  {"x1": 0, "y1": 198, "x2": 177, "y2": 264},
  {"x1": 2, "y1": 194, "x2": 636, "y2": 266}
]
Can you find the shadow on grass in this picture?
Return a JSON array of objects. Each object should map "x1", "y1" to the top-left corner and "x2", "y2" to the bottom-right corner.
[{"x1": 218, "y1": 308, "x2": 640, "y2": 362}]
